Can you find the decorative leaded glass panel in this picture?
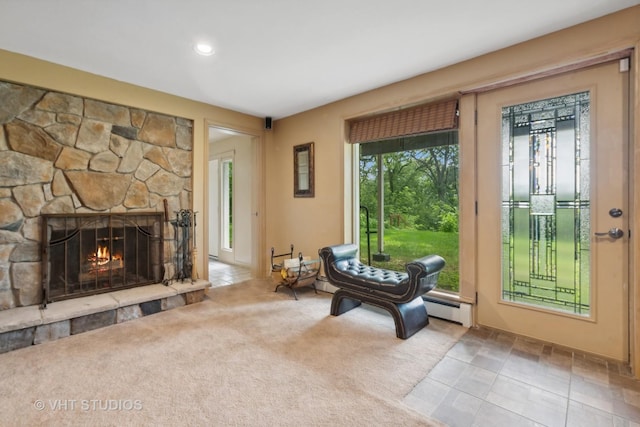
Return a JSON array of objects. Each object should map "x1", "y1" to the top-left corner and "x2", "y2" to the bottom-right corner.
[{"x1": 501, "y1": 92, "x2": 590, "y2": 315}]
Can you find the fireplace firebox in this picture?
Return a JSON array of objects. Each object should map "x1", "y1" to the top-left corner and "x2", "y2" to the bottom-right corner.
[{"x1": 41, "y1": 213, "x2": 164, "y2": 306}]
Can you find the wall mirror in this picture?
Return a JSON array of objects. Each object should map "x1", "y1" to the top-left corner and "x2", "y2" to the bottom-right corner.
[{"x1": 294, "y1": 142, "x2": 314, "y2": 197}]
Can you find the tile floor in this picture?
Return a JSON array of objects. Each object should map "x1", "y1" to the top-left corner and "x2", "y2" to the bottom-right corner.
[
  {"x1": 206, "y1": 260, "x2": 640, "y2": 426},
  {"x1": 207, "y1": 258, "x2": 252, "y2": 287},
  {"x1": 404, "y1": 327, "x2": 640, "y2": 427}
]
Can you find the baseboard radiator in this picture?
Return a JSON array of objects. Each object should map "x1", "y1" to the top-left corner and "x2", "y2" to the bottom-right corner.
[
  {"x1": 315, "y1": 278, "x2": 472, "y2": 328},
  {"x1": 423, "y1": 296, "x2": 472, "y2": 328}
]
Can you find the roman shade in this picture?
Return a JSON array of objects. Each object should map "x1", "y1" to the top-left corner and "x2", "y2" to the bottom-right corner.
[{"x1": 349, "y1": 98, "x2": 458, "y2": 144}]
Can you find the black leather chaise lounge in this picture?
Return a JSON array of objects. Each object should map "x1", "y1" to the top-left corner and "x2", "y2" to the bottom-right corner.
[{"x1": 319, "y1": 244, "x2": 445, "y2": 339}]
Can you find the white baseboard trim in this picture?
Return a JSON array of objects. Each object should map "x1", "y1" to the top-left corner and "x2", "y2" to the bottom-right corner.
[
  {"x1": 315, "y1": 278, "x2": 338, "y2": 294},
  {"x1": 423, "y1": 296, "x2": 473, "y2": 328}
]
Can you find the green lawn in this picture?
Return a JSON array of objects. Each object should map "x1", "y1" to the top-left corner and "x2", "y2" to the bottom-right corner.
[{"x1": 359, "y1": 228, "x2": 459, "y2": 292}]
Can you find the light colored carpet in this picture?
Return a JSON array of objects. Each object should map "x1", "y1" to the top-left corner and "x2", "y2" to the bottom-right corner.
[{"x1": 0, "y1": 279, "x2": 466, "y2": 426}]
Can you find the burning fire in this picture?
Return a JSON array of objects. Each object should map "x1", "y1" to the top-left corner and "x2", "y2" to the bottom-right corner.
[{"x1": 88, "y1": 246, "x2": 123, "y2": 269}]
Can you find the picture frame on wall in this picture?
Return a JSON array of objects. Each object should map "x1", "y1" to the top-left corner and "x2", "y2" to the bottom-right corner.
[{"x1": 294, "y1": 142, "x2": 314, "y2": 198}]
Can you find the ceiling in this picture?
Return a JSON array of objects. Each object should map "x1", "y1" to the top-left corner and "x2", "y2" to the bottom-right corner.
[{"x1": 1, "y1": 0, "x2": 638, "y2": 120}]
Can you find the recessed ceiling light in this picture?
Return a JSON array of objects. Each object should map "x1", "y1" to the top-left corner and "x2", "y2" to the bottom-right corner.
[{"x1": 194, "y1": 43, "x2": 215, "y2": 56}]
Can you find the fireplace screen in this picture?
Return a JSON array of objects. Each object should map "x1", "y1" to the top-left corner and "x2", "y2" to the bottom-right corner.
[{"x1": 42, "y1": 213, "x2": 164, "y2": 305}]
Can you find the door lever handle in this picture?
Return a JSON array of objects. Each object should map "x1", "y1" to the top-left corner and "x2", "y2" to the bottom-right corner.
[{"x1": 594, "y1": 228, "x2": 624, "y2": 239}]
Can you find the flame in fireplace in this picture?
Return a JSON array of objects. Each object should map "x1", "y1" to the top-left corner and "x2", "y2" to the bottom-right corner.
[{"x1": 88, "y1": 246, "x2": 123, "y2": 270}]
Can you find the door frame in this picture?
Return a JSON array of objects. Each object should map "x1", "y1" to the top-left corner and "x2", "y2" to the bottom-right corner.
[
  {"x1": 632, "y1": 45, "x2": 640, "y2": 377},
  {"x1": 208, "y1": 156, "x2": 221, "y2": 259},
  {"x1": 460, "y1": 51, "x2": 640, "y2": 372},
  {"x1": 204, "y1": 122, "x2": 265, "y2": 278}
]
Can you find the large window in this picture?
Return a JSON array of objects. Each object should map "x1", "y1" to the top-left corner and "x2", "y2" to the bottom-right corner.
[
  {"x1": 350, "y1": 99, "x2": 460, "y2": 293},
  {"x1": 357, "y1": 132, "x2": 459, "y2": 292}
]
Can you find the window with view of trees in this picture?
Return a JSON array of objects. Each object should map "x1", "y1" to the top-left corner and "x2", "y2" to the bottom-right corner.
[{"x1": 358, "y1": 131, "x2": 459, "y2": 292}]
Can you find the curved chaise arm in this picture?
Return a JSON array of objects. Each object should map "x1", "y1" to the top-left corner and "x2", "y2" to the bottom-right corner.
[
  {"x1": 405, "y1": 254, "x2": 446, "y2": 295},
  {"x1": 320, "y1": 243, "x2": 358, "y2": 263}
]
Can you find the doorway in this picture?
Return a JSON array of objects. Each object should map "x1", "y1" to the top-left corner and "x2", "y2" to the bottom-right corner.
[
  {"x1": 208, "y1": 127, "x2": 256, "y2": 270},
  {"x1": 476, "y1": 60, "x2": 630, "y2": 361}
]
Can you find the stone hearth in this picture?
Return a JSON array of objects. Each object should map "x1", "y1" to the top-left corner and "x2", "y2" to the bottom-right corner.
[{"x1": 0, "y1": 280, "x2": 210, "y2": 353}]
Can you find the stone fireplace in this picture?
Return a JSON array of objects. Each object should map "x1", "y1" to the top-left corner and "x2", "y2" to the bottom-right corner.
[
  {"x1": 0, "y1": 80, "x2": 210, "y2": 353},
  {"x1": 0, "y1": 80, "x2": 194, "y2": 311}
]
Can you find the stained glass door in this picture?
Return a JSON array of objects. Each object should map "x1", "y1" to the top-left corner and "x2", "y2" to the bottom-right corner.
[
  {"x1": 476, "y1": 60, "x2": 629, "y2": 361},
  {"x1": 501, "y1": 92, "x2": 591, "y2": 315}
]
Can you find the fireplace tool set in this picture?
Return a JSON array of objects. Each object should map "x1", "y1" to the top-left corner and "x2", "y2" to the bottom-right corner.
[{"x1": 166, "y1": 208, "x2": 198, "y2": 284}]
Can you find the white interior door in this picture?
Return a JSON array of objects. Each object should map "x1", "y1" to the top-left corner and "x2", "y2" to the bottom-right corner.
[{"x1": 476, "y1": 60, "x2": 629, "y2": 361}]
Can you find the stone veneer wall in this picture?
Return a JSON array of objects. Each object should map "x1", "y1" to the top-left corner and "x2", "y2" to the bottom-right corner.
[{"x1": 0, "y1": 81, "x2": 193, "y2": 311}]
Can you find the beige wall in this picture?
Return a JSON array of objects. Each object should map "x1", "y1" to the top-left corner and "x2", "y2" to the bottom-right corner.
[{"x1": 268, "y1": 5, "x2": 640, "y2": 372}]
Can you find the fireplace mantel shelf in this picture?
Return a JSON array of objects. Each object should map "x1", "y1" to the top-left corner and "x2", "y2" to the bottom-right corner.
[{"x1": 0, "y1": 280, "x2": 211, "y2": 335}]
